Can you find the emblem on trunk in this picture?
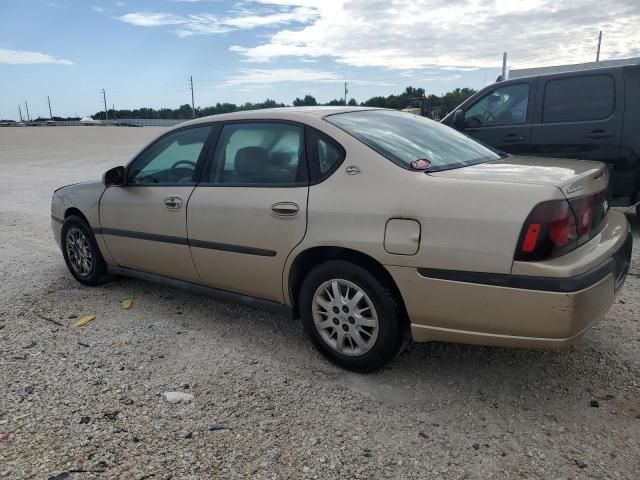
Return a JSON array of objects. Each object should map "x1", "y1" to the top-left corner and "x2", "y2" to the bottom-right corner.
[{"x1": 345, "y1": 165, "x2": 361, "y2": 175}]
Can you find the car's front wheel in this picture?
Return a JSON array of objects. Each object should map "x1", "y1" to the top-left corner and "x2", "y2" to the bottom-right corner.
[
  {"x1": 61, "y1": 215, "x2": 109, "y2": 286},
  {"x1": 299, "y1": 260, "x2": 406, "y2": 372}
]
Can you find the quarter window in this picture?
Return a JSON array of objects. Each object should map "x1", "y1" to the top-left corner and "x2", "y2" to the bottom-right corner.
[
  {"x1": 542, "y1": 74, "x2": 615, "y2": 123},
  {"x1": 465, "y1": 84, "x2": 530, "y2": 127},
  {"x1": 306, "y1": 128, "x2": 345, "y2": 181},
  {"x1": 208, "y1": 123, "x2": 305, "y2": 185},
  {"x1": 128, "y1": 126, "x2": 212, "y2": 185}
]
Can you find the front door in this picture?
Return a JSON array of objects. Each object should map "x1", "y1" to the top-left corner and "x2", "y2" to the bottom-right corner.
[
  {"x1": 100, "y1": 125, "x2": 214, "y2": 282},
  {"x1": 462, "y1": 81, "x2": 534, "y2": 155},
  {"x1": 187, "y1": 121, "x2": 308, "y2": 303}
]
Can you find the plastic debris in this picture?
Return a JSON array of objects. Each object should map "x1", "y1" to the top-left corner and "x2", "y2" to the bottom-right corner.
[
  {"x1": 73, "y1": 315, "x2": 96, "y2": 328},
  {"x1": 122, "y1": 298, "x2": 134, "y2": 309},
  {"x1": 163, "y1": 392, "x2": 194, "y2": 404}
]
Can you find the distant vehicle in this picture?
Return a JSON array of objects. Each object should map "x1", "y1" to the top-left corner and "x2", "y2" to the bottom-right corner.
[
  {"x1": 51, "y1": 107, "x2": 631, "y2": 371},
  {"x1": 80, "y1": 117, "x2": 102, "y2": 126},
  {"x1": 46, "y1": 120, "x2": 56, "y2": 126},
  {"x1": 442, "y1": 64, "x2": 640, "y2": 216}
]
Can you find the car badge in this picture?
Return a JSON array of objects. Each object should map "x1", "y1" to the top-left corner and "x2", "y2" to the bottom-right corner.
[
  {"x1": 345, "y1": 165, "x2": 361, "y2": 175},
  {"x1": 410, "y1": 159, "x2": 431, "y2": 170},
  {"x1": 603, "y1": 199, "x2": 609, "y2": 213}
]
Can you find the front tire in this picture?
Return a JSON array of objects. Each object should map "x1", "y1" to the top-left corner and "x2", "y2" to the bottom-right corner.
[
  {"x1": 61, "y1": 215, "x2": 109, "y2": 286},
  {"x1": 299, "y1": 260, "x2": 405, "y2": 372}
]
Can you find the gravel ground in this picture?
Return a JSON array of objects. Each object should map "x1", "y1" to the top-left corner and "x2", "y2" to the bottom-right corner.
[{"x1": 1, "y1": 127, "x2": 639, "y2": 480}]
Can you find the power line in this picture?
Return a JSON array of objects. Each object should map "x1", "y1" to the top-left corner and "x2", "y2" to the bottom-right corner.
[
  {"x1": 189, "y1": 76, "x2": 195, "y2": 118},
  {"x1": 101, "y1": 89, "x2": 108, "y2": 121}
]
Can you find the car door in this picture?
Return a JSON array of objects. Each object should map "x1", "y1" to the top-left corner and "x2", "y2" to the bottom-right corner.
[
  {"x1": 462, "y1": 81, "x2": 535, "y2": 154},
  {"x1": 187, "y1": 121, "x2": 309, "y2": 303},
  {"x1": 529, "y1": 71, "x2": 623, "y2": 163},
  {"x1": 99, "y1": 125, "x2": 214, "y2": 282}
]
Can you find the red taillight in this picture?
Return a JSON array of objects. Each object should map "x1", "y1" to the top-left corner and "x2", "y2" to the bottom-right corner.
[{"x1": 515, "y1": 191, "x2": 607, "y2": 261}]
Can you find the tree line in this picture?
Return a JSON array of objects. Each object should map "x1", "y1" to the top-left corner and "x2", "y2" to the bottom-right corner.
[{"x1": 87, "y1": 86, "x2": 477, "y2": 120}]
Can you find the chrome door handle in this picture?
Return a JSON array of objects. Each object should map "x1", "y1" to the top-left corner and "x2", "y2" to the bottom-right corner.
[
  {"x1": 163, "y1": 196, "x2": 183, "y2": 210},
  {"x1": 271, "y1": 201, "x2": 300, "y2": 217}
]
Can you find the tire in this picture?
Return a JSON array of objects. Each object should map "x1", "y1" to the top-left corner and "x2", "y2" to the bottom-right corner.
[
  {"x1": 61, "y1": 215, "x2": 110, "y2": 286},
  {"x1": 299, "y1": 260, "x2": 406, "y2": 373}
]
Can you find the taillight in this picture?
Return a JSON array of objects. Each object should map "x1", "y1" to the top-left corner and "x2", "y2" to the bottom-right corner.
[{"x1": 515, "y1": 190, "x2": 608, "y2": 261}]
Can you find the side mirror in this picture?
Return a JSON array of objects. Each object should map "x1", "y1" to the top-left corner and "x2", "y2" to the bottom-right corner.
[
  {"x1": 103, "y1": 166, "x2": 126, "y2": 187},
  {"x1": 452, "y1": 109, "x2": 465, "y2": 130}
]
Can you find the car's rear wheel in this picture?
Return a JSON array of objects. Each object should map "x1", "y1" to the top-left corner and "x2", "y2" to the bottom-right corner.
[
  {"x1": 299, "y1": 260, "x2": 405, "y2": 372},
  {"x1": 61, "y1": 215, "x2": 109, "y2": 286}
]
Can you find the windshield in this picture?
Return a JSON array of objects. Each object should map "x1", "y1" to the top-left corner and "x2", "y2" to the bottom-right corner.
[{"x1": 326, "y1": 109, "x2": 502, "y2": 171}]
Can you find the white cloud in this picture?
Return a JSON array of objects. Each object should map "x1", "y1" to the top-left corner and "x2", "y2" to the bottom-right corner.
[
  {"x1": 116, "y1": 4, "x2": 317, "y2": 37},
  {"x1": 92, "y1": 6, "x2": 105, "y2": 13},
  {"x1": 0, "y1": 48, "x2": 74, "y2": 65},
  {"x1": 220, "y1": 68, "x2": 392, "y2": 87},
  {"x1": 230, "y1": 0, "x2": 640, "y2": 69}
]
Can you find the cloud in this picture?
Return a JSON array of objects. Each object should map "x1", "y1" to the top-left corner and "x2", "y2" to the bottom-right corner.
[
  {"x1": 230, "y1": 0, "x2": 640, "y2": 69},
  {"x1": 116, "y1": 3, "x2": 318, "y2": 37},
  {"x1": 220, "y1": 68, "x2": 392, "y2": 87},
  {"x1": 0, "y1": 48, "x2": 74, "y2": 65},
  {"x1": 92, "y1": 6, "x2": 105, "y2": 13}
]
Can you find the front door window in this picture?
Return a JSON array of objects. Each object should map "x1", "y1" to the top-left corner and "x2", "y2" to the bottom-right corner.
[{"x1": 465, "y1": 84, "x2": 530, "y2": 127}]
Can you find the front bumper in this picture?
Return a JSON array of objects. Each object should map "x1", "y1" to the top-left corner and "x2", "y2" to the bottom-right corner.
[{"x1": 388, "y1": 213, "x2": 632, "y2": 349}]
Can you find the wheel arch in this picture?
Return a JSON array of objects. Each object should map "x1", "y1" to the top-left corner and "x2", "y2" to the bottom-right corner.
[
  {"x1": 286, "y1": 246, "x2": 408, "y2": 323},
  {"x1": 64, "y1": 207, "x2": 90, "y2": 224}
]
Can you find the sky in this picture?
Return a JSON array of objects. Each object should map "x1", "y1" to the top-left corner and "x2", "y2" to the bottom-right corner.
[{"x1": 1, "y1": 0, "x2": 639, "y2": 120}]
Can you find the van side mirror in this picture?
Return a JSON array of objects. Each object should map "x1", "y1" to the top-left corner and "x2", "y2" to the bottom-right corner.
[
  {"x1": 452, "y1": 109, "x2": 465, "y2": 130},
  {"x1": 103, "y1": 166, "x2": 126, "y2": 187}
]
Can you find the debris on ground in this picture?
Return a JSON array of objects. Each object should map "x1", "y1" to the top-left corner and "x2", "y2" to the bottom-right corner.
[
  {"x1": 122, "y1": 298, "x2": 134, "y2": 309},
  {"x1": 163, "y1": 392, "x2": 194, "y2": 404},
  {"x1": 72, "y1": 315, "x2": 96, "y2": 328}
]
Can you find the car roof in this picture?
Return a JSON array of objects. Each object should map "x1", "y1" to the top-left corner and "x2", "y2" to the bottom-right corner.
[{"x1": 178, "y1": 106, "x2": 382, "y2": 128}]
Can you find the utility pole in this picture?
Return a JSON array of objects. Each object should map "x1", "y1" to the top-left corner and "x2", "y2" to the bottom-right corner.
[
  {"x1": 47, "y1": 96, "x2": 53, "y2": 119},
  {"x1": 344, "y1": 82, "x2": 348, "y2": 105},
  {"x1": 24, "y1": 100, "x2": 30, "y2": 121},
  {"x1": 18, "y1": 104, "x2": 23, "y2": 122},
  {"x1": 189, "y1": 76, "x2": 195, "y2": 118},
  {"x1": 501, "y1": 52, "x2": 508, "y2": 81},
  {"x1": 596, "y1": 31, "x2": 602, "y2": 62},
  {"x1": 101, "y1": 89, "x2": 108, "y2": 121},
  {"x1": 113, "y1": 104, "x2": 116, "y2": 121}
]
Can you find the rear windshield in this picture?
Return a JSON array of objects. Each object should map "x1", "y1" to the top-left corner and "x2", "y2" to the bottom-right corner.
[{"x1": 326, "y1": 109, "x2": 502, "y2": 171}]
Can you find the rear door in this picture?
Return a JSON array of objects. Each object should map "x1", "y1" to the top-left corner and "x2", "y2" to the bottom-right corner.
[
  {"x1": 99, "y1": 125, "x2": 214, "y2": 282},
  {"x1": 460, "y1": 81, "x2": 535, "y2": 154},
  {"x1": 529, "y1": 70, "x2": 623, "y2": 163},
  {"x1": 187, "y1": 121, "x2": 309, "y2": 303}
]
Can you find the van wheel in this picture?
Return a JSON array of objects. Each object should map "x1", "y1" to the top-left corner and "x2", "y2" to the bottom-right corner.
[
  {"x1": 299, "y1": 260, "x2": 405, "y2": 372},
  {"x1": 61, "y1": 215, "x2": 110, "y2": 286}
]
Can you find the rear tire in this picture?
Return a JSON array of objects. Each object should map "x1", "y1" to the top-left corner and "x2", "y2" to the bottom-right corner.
[
  {"x1": 299, "y1": 260, "x2": 405, "y2": 373},
  {"x1": 61, "y1": 215, "x2": 110, "y2": 286}
]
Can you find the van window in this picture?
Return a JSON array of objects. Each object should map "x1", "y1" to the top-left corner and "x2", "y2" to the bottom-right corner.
[{"x1": 542, "y1": 75, "x2": 615, "y2": 123}]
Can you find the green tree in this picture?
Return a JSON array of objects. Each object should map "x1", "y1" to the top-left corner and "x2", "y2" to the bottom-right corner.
[{"x1": 292, "y1": 94, "x2": 318, "y2": 106}]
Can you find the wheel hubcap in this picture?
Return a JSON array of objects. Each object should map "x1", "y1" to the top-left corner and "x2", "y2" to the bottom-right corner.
[
  {"x1": 65, "y1": 227, "x2": 93, "y2": 277},
  {"x1": 312, "y1": 279, "x2": 379, "y2": 356}
]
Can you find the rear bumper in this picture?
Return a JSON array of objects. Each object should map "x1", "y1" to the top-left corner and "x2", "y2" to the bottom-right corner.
[{"x1": 388, "y1": 215, "x2": 632, "y2": 349}]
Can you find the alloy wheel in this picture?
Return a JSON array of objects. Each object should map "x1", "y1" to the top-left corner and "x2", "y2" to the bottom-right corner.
[{"x1": 65, "y1": 227, "x2": 93, "y2": 277}]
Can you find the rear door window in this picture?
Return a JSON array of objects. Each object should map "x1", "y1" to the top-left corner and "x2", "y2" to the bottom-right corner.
[{"x1": 542, "y1": 74, "x2": 615, "y2": 123}]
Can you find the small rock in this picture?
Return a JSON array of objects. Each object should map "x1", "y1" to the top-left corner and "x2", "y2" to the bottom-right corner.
[
  {"x1": 590, "y1": 400, "x2": 600, "y2": 408},
  {"x1": 48, "y1": 473, "x2": 71, "y2": 480},
  {"x1": 303, "y1": 466, "x2": 311, "y2": 474},
  {"x1": 418, "y1": 431, "x2": 428, "y2": 439},
  {"x1": 78, "y1": 342, "x2": 90, "y2": 348},
  {"x1": 472, "y1": 443, "x2": 480, "y2": 451},
  {"x1": 132, "y1": 436, "x2": 140, "y2": 443},
  {"x1": 68, "y1": 315, "x2": 78, "y2": 319},
  {"x1": 209, "y1": 424, "x2": 225, "y2": 431},
  {"x1": 24, "y1": 384, "x2": 34, "y2": 395},
  {"x1": 22, "y1": 341, "x2": 37, "y2": 349},
  {"x1": 163, "y1": 392, "x2": 194, "y2": 404},
  {"x1": 575, "y1": 459, "x2": 588, "y2": 469},
  {"x1": 184, "y1": 432, "x2": 193, "y2": 439},
  {"x1": 103, "y1": 411, "x2": 119, "y2": 422},
  {"x1": 79, "y1": 416, "x2": 90, "y2": 424}
]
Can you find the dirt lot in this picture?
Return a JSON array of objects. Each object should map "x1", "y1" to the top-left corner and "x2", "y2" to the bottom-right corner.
[{"x1": 1, "y1": 127, "x2": 639, "y2": 480}]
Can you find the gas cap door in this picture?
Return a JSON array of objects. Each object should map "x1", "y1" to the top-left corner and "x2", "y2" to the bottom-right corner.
[{"x1": 384, "y1": 219, "x2": 421, "y2": 255}]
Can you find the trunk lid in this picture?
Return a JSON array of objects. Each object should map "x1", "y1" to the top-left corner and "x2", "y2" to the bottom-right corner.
[{"x1": 429, "y1": 155, "x2": 608, "y2": 198}]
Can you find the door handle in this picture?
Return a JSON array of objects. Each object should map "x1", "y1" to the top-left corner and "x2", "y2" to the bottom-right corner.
[
  {"x1": 585, "y1": 130, "x2": 615, "y2": 140},
  {"x1": 503, "y1": 133, "x2": 524, "y2": 143},
  {"x1": 271, "y1": 201, "x2": 300, "y2": 217},
  {"x1": 163, "y1": 196, "x2": 183, "y2": 210}
]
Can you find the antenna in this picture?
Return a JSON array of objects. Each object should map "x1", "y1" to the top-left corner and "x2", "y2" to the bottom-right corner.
[
  {"x1": 344, "y1": 82, "x2": 348, "y2": 104},
  {"x1": 596, "y1": 31, "x2": 602, "y2": 62}
]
